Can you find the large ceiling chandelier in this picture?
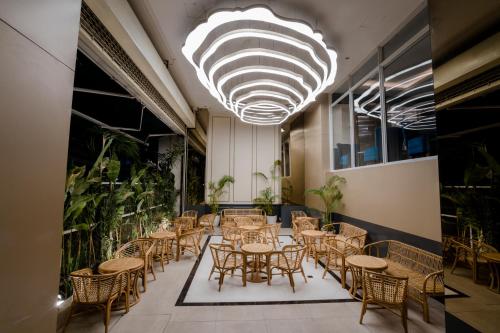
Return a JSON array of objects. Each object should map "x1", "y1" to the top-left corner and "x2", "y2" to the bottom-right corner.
[{"x1": 182, "y1": 6, "x2": 337, "y2": 125}]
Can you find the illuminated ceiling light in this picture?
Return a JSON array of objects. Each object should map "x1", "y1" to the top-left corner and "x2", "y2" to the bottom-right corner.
[{"x1": 182, "y1": 6, "x2": 337, "y2": 125}]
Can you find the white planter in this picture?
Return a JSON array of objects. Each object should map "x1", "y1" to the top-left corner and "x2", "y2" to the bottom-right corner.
[
  {"x1": 267, "y1": 215, "x2": 277, "y2": 224},
  {"x1": 214, "y1": 215, "x2": 220, "y2": 226}
]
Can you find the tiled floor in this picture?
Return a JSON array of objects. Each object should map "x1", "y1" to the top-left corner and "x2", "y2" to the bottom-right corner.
[
  {"x1": 445, "y1": 266, "x2": 500, "y2": 332},
  {"x1": 60, "y1": 229, "x2": 446, "y2": 333}
]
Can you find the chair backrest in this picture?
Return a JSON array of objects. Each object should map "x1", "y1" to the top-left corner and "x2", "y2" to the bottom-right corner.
[
  {"x1": 222, "y1": 208, "x2": 265, "y2": 217},
  {"x1": 209, "y1": 243, "x2": 234, "y2": 269},
  {"x1": 291, "y1": 211, "x2": 307, "y2": 225},
  {"x1": 363, "y1": 269, "x2": 408, "y2": 305},
  {"x1": 241, "y1": 230, "x2": 266, "y2": 245},
  {"x1": 280, "y1": 244, "x2": 306, "y2": 270},
  {"x1": 70, "y1": 268, "x2": 127, "y2": 304},
  {"x1": 387, "y1": 240, "x2": 442, "y2": 276},
  {"x1": 338, "y1": 223, "x2": 368, "y2": 248},
  {"x1": 274, "y1": 222, "x2": 282, "y2": 236},
  {"x1": 199, "y1": 214, "x2": 216, "y2": 225},
  {"x1": 182, "y1": 210, "x2": 198, "y2": 218},
  {"x1": 174, "y1": 217, "x2": 194, "y2": 232},
  {"x1": 234, "y1": 216, "x2": 253, "y2": 226},
  {"x1": 115, "y1": 239, "x2": 155, "y2": 258},
  {"x1": 294, "y1": 218, "x2": 315, "y2": 232}
]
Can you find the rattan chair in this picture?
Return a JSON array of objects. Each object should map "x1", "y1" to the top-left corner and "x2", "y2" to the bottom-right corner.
[
  {"x1": 182, "y1": 210, "x2": 198, "y2": 226},
  {"x1": 450, "y1": 238, "x2": 498, "y2": 283},
  {"x1": 199, "y1": 213, "x2": 216, "y2": 234},
  {"x1": 322, "y1": 238, "x2": 361, "y2": 288},
  {"x1": 208, "y1": 243, "x2": 247, "y2": 291},
  {"x1": 273, "y1": 222, "x2": 282, "y2": 247},
  {"x1": 268, "y1": 244, "x2": 308, "y2": 292},
  {"x1": 234, "y1": 216, "x2": 253, "y2": 227},
  {"x1": 115, "y1": 238, "x2": 156, "y2": 291},
  {"x1": 322, "y1": 222, "x2": 368, "y2": 249},
  {"x1": 175, "y1": 227, "x2": 204, "y2": 261},
  {"x1": 261, "y1": 224, "x2": 279, "y2": 249},
  {"x1": 174, "y1": 216, "x2": 194, "y2": 231},
  {"x1": 221, "y1": 223, "x2": 241, "y2": 248},
  {"x1": 241, "y1": 230, "x2": 267, "y2": 245},
  {"x1": 360, "y1": 269, "x2": 409, "y2": 333},
  {"x1": 292, "y1": 219, "x2": 315, "y2": 244},
  {"x1": 65, "y1": 268, "x2": 129, "y2": 333}
]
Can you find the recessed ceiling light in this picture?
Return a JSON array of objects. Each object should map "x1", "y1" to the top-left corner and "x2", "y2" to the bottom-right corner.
[{"x1": 182, "y1": 6, "x2": 337, "y2": 125}]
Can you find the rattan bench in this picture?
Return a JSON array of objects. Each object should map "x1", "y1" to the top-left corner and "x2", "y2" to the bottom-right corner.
[
  {"x1": 364, "y1": 240, "x2": 444, "y2": 323},
  {"x1": 220, "y1": 208, "x2": 266, "y2": 226}
]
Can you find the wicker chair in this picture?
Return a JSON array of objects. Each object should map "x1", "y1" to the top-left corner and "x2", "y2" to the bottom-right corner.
[
  {"x1": 182, "y1": 210, "x2": 198, "y2": 226},
  {"x1": 364, "y1": 240, "x2": 443, "y2": 322},
  {"x1": 322, "y1": 238, "x2": 361, "y2": 288},
  {"x1": 261, "y1": 224, "x2": 280, "y2": 249},
  {"x1": 175, "y1": 227, "x2": 204, "y2": 261},
  {"x1": 221, "y1": 223, "x2": 241, "y2": 248},
  {"x1": 360, "y1": 269, "x2": 409, "y2": 333},
  {"x1": 220, "y1": 208, "x2": 266, "y2": 226},
  {"x1": 115, "y1": 239, "x2": 156, "y2": 291},
  {"x1": 322, "y1": 222, "x2": 368, "y2": 249},
  {"x1": 199, "y1": 214, "x2": 216, "y2": 234},
  {"x1": 208, "y1": 243, "x2": 247, "y2": 291},
  {"x1": 450, "y1": 238, "x2": 498, "y2": 283},
  {"x1": 241, "y1": 230, "x2": 267, "y2": 245},
  {"x1": 268, "y1": 244, "x2": 308, "y2": 292},
  {"x1": 174, "y1": 216, "x2": 194, "y2": 231},
  {"x1": 65, "y1": 268, "x2": 129, "y2": 333},
  {"x1": 292, "y1": 219, "x2": 315, "y2": 244},
  {"x1": 234, "y1": 216, "x2": 253, "y2": 227},
  {"x1": 291, "y1": 211, "x2": 320, "y2": 228}
]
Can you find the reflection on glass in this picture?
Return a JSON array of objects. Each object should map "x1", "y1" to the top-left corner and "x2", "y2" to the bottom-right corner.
[
  {"x1": 353, "y1": 72, "x2": 382, "y2": 166},
  {"x1": 384, "y1": 36, "x2": 436, "y2": 161},
  {"x1": 332, "y1": 95, "x2": 351, "y2": 169}
]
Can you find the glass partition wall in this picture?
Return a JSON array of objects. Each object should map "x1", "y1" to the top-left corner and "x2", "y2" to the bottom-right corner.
[{"x1": 330, "y1": 31, "x2": 437, "y2": 170}]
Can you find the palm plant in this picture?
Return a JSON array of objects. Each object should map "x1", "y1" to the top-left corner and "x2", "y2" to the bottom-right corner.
[
  {"x1": 253, "y1": 160, "x2": 281, "y2": 215},
  {"x1": 305, "y1": 175, "x2": 346, "y2": 224},
  {"x1": 207, "y1": 175, "x2": 235, "y2": 214}
]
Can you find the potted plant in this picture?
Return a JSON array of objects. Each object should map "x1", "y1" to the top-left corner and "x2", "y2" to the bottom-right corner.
[
  {"x1": 305, "y1": 175, "x2": 346, "y2": 226},
  {"x1": 207, "y1": 175, "x2": 235, "y2": 226},
  {"x1": 254, "y1": 160, "x2": 281, "y2": 224}
]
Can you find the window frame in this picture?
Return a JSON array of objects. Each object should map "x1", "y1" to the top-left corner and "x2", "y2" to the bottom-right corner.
[{"x1": 329, "y1": 26, "x2": 432, "y2": 171}]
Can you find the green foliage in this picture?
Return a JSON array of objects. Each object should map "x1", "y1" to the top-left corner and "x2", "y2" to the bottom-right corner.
[
  {"x1": 305, "y1": 175, "x2": 346, "y2": 224},
  {"x1": 441, "y1": 144, "x2": 500, "y2": 247},
  {"x1": 253, "y1": 160, "x2": 282, "y2": 215},
  {"x1": 208, "y1": 175, "x2": 235, "y2": 214}
]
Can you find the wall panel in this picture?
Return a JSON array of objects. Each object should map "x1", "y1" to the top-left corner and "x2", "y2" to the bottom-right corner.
[
  {"x1": 233, "y1": 120, "x2": 253, "y2": 202},
  {"x1": 210, "y1": 116, "x2": 232, "y2": 202}
]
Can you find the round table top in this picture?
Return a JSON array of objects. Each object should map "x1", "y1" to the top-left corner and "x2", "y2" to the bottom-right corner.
[
  {"x1": 149, "y1": 231, "x2": 176, "y2": 239},
  {"x1": 238, "y1": 225, "x2": 262, "y2": 231},
  {"x1": 241, "y1": 243, "x2": 273, "y2": 254},
  {"x1": 99, "y1": 257, "x2": 144, "y2": 274},
  {"x1": 346, "y1": 255, "x2": 388, "y2": 270},
  {"x1": 301, "y1": 230, "x2": 326, "y2": 237},
  {"x1": 482, "y1": 252, "x2": 500, "y2": 262}
]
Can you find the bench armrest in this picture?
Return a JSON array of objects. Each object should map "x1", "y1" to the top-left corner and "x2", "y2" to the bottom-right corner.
[{"x1": 423, "y1": 270, "x2": 444, "y2": 295}]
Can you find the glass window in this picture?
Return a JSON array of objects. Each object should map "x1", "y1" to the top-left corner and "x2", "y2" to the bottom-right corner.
[
  {"x1": 331, "y1": 95, "x2": 351, "y2": 169},
  {"x1": 353, "y1": 72, "x2": 382, "y2": 166},
  {"x1": 384, "y1": 36, "x2": 436, "y2": 162}
]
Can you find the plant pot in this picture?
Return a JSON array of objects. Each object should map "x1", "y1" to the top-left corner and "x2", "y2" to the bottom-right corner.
[
  {"x1": 267, "y1": 215, "x2": 277, "y2": 224},
  {"x1": 214, "y1": 215, "x2": 220, "y2": 226}
]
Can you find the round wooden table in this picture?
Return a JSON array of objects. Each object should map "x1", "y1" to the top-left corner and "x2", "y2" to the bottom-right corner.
[
  {"x1": 241, "y1": 243, "x2": 273, "y2": 283},
  {"x1": 99, "y1": 257, "x2": 144, "y2": 307},
  {"x1": 483, "y1": 252, "x2": 500, "y2": 293},
  {"x1": 346, "y1": 255, "x2": 388, "y2": 300},
  {"x1": 301, "y1": 230, "x2": 326, "y2": 261},
  {"x1": 150, "y1": 231, "x2": 176, "y2": 268}
]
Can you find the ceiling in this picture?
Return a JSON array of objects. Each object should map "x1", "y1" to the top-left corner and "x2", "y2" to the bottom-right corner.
[{"x1": 128, "y1": 0, "x2": 425, "y2": 122}]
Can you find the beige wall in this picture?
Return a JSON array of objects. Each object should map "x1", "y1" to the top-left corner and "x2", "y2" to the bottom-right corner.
[
  {"x1": 304, "y1": 93, "x2": 331, "y2": 210},
  {"x1": 0, "y1": 1, "x2": 81, "y2": 332},
  {"x1": 205, "y1": 113, "x2": 281, "y2": 204},
  {"x1": 329, "y1": 157, "x2": 442, "y2": 242},
  {"x1": 285, "y1": 114, "x2": 305, "y2": 204}
]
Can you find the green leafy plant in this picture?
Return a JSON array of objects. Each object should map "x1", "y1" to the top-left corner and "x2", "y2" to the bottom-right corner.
[
  {"x1": 305, "y1": 175, "x2": 346, "y2": 224},
  {"x1": 441, "y1": 144, "x2": 500, "y2": 247},
  {"x1": 207, "y1": 175, "x2": 235, "y2": 214},
  {"x1": 253, "y1": 160, "x2": 281, "y2": 215}
]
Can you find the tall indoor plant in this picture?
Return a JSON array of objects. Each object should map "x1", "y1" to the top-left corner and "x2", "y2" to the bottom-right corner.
[
  {"x1": 207, "y1": 175, "x2": 235, "y2": 225},
  {"x1": 305, "y1": 175, "x2": 346, "y2": 225},
  {"x1": 254, "y1": 160, "x2": 281, "y2": 223}
]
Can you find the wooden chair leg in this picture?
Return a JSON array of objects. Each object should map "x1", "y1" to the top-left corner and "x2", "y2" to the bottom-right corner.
[
  {"x1": 300, "y1": 266, "x2": 307, "y2": 283},
  {"x1": 142, "y1": 268, "x2": 147, "y2": 291},
  {"x1": 359, "y1": 300, "x2": 367, "y2": 324},
  {"x1": 208, "y1": 266, "x2": 215, "y2": 280},
  {"x1": 450, "y1": 248, "x2": 460, "y2": 273},
  {"x1": 402, "y1": 303, "x2": 408, "y2": 333},
  {"x1": 422, "y1": 296, "x2": 430, "y2": 323},
  {"x1": 150, "y1": 258, "x2": 157, "y2": 280},
  {"x1": 104, "y1": 300, "x2": 113, "y2": 333},
  {"x1": 219, "y1": 272, "x2": 225, "y2": 292},
  {"x1": 288, "y1": 273, "x2": 295, "y2": 292}
]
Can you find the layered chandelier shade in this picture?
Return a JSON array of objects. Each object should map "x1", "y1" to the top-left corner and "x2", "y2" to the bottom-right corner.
[{"x1": 182, "y1": 6, "x2": 338, "y2": 125}]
